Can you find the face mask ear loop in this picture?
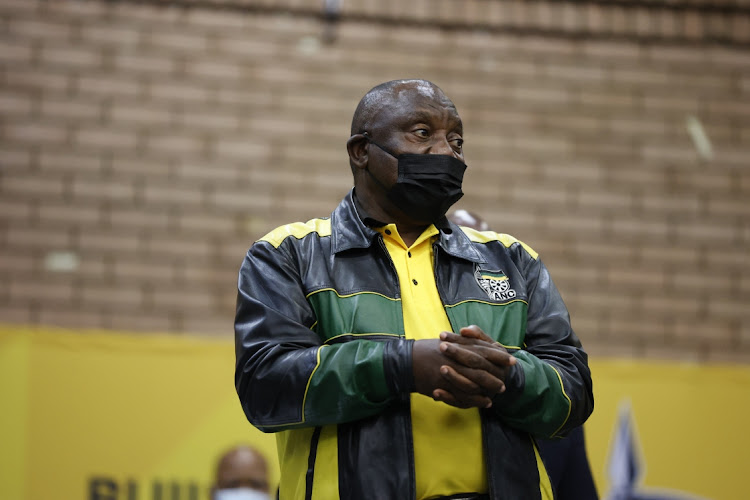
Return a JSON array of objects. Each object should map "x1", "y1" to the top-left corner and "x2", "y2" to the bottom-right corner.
[
  {"x1": 360, "y1": 132, "x2": 394, "y2": 194},
  {"x1": 362, "y1": 132, "x2": 398, "y2": 159}
]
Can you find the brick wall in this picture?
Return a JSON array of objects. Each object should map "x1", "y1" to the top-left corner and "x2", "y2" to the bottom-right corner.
[{"x1": 1, "y1": 0, "x2": 748, "y2": 362}]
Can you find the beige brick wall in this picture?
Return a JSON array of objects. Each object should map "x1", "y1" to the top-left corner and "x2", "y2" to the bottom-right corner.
[{"x1": 1, "y1": 0, "x2": 748, "y2": 362}]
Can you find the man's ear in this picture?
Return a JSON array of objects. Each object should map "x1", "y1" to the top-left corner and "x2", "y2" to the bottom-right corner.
[{"x1": 346, "y1": 134, "x2": 369, "y2": 171}]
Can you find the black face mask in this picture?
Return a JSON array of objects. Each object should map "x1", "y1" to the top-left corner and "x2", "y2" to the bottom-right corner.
[{"x1": 365, "y1": 136, "x2": 466, "y2": 223}]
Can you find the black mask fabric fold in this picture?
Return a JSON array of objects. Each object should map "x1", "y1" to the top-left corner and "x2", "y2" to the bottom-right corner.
[{"x1": 366, "y1": 138, "x2": 466, "y2": 223}]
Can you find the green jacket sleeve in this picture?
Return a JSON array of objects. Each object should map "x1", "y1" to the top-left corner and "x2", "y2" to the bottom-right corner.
[
  {"x1": 491, "y1": 250, "x2": 594, "y2": 438},
  {"x1": 234, "y1": 239, "x2": 413, "y2": 433}
]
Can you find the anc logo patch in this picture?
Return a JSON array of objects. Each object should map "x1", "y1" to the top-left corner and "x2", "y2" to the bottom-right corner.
[{"x1": 474, "y1": 266, "x2": 517, "y2": 301}]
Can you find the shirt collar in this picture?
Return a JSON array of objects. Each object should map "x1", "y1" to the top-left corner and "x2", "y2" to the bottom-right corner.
[
  {"x1": 352, "y1": 190, "x2": 388, "y2": 228},
  {"x1": 332, "y1": 189, "x2": 485, "y2": 263},
  {"x1": 353, "y1": 189, "x2": 452, "y2": 232},
  {"x1": 376, "y1": 222, "x2": 439, "y2": 251}
]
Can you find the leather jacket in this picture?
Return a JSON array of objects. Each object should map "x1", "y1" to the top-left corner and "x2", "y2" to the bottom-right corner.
[{"x1": 235, "y1": 190, "x2": 593, "y2": 499}]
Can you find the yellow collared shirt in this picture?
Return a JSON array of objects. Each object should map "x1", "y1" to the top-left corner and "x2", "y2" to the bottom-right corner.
[{"x1": 377, "y1": 223, "x2": 487, "y2": 499}]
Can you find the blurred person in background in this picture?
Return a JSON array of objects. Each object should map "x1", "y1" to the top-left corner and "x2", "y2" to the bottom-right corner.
[
  {"x1": 449, "y1": 209, "x2": 599, "y2": 500},
  {"x1": 212, "y1": 444, "x2": 271, "y2": 500},
  {"x1": 234, "y1": 79, "x2": 593, "y2": 499}
]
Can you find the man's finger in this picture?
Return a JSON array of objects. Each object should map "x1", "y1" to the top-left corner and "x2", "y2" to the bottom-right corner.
[
  {"x1": 442, "y1": 364, "x2": 506, "y2": 396},
  {"x1": 441, "y1": 330, "x2": 511, "y2": 358},
  {"x1": 432, "y1": 388, "x2": 492, "y2": 409},
  {"x1": 440, "y1": 340, "x2": 516, "y2": 370},
  {"x1": 440, "y1": 331, "x2": 490, "y2": 346},
  {"x1": 473, "y1": 346, "x2": 517, "y2": 367},
  {"x1": 440, "y1": 341, "x2": 492, "y2": 370},
  {"x1": 459, "y1": 324, "x2": 495, "y2": 343},
  {"x1": 439, "y1": 365, "x2": 483, "y2": 394}
]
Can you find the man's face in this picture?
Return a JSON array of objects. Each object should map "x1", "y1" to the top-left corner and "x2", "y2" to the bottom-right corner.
[
  {"x1": 366, "y1": 83, "x2": 465, "y2": 190},
  {"x1": 215, "y1": 449, "x2": 269, "y2": 493}
]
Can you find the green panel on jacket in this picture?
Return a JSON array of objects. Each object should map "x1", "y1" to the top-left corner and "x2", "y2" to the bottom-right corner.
[
  {"x1": 496, "y1": 352, "x2": 573, "y2": 437},
  {"x1": 307, "y1": 289, "x2": 405, "y2": 341},
  {"x1": 444, "y1": 300, "x2": 528, "y2": 349},
  {"x1": 305, "y1": 340, "x2": 393, "y2": 422},
  {"x1": 446, "y1": 299, "x2": 572, "y2": 437}
]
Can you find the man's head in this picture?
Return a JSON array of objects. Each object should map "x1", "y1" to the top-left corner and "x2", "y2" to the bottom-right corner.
[
  {"x1": 447, "y1": 209, "x2": 489, "y2": 231},
  {"x1": 212, "y1": 445, "x2": 270, "y2": 499},
  {"x1": 346, "y1": 79, "x2": 466, "y2": 226}
]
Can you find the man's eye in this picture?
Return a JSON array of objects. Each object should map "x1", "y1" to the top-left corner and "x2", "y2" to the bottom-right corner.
[
  {"x1": 414, "y1": 129, "x2": 429, "y2": 138},
  {"x1": 451, "y1": 138, "x2": 464, "y2": 149}
]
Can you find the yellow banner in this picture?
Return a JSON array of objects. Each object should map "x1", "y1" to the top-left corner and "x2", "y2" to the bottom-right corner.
[
  {"x1": 1, "y1": 326, "x2": 749, "y2": 499},
  {"x1": 0, "y1": 326, "x2": 279, "y2": 500}
]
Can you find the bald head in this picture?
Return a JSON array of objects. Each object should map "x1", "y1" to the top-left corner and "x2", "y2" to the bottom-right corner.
[
  {"x1": 214, "y1": 445, "x2": 269, "y2": 493},
  {"x1": 350, "y1": 79, "x2": 453, "y2": 136}
]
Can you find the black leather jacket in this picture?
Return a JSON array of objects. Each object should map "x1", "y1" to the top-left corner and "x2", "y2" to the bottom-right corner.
[{"x1": 235, "y1": 190, "x2": 593, "y2": 499}]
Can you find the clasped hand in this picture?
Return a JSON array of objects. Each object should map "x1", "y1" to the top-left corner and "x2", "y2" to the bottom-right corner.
[{"x1": 412, "y1": 325, "x2": 516, "y2": 409}]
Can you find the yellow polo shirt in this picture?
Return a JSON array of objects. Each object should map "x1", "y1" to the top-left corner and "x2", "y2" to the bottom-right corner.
[{"x1": 377, "y1": 223, "x2": 487, "y2": 499}]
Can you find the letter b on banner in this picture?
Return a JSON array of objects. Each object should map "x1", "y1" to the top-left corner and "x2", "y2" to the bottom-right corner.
[{"x1": 89, "y1": 477, "x2": 117, "y2": 500}]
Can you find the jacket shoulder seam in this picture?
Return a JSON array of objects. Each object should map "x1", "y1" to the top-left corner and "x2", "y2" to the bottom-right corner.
[
  {"x1": 459, "y1": 228, "x2": 539, "y2": 260},
  {"x1": 258, "y1": 218, "x2": 331, "y2": 249}
]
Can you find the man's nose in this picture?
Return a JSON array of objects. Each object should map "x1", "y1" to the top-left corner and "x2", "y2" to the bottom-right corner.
[{"x1": 429, "y1": 135, "x2": 456, "y2": 156}]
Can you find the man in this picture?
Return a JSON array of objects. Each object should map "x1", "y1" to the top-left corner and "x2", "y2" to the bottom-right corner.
[
  {"x1": 212, "y1": 445, "x2": 271, "y2": 500},
  {"x1": 235, "y1": 79, "x2": 593, "y2": 499},
  {"x1": 448, "y1": 209, "x2": 599, "y2": 500}
]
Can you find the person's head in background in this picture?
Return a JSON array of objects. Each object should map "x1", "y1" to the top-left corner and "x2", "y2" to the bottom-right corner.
[
  {"x1": 447, "y1": 208, "x2": 489, "y2": 231},
  {"x1": 212, "y1": 445, "x2": 270, "y2": 500}
]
